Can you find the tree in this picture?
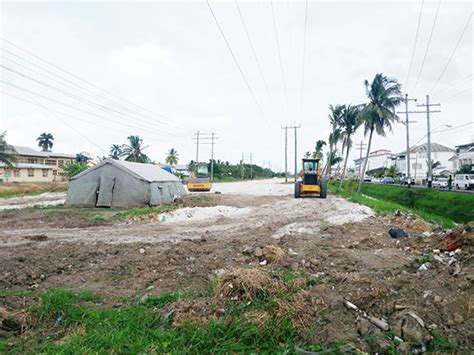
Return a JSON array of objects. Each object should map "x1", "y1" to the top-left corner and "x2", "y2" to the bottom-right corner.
[
  {"x1": 312, "y1": 140, "x2": 326, "y2": 160},
  {"x1": 457, "y1": 164, "x2": 473, "y2": 174},
  {"x1": 385, "y1": 164, "x2": 398, "y2": 178},
  {"x1": 37, "y1": 133, "x2": 54, "y2": 152},
  {"x1": 0, "y1": 131, "x2": 17, "y2": 167},
  {"x1": 358, "y1": 73, "x2": 403, "y2": 191},
  {"x1": 304, "y1": 151, "x2": 311, "y2": 159},
  {"x1": 75, "y1": 153, "x2": 90, "y2": 163},
  {"x1": 430, "y1": 160, "x2": 441, "y2": 170},
  {"x1": 326, "y1": 105, "x2": 343, "y2": 176},
  {"x1": 339, "y1": 105, "x2": 361, "y2": 187},
  {"x1": 63, "y1": 162, "x2": 88, "y2": 177},
  {"x1": 109, "y1": 144, "x2": 123, "y2": 160},
  {"x1": 187, "y1": 160, "x2": 196, "y2": 174},
  {"x1": 122, "y1": 135, "x2": 150, "y2": 163},
  {"x1": 165, "y1": 148, "x2": 179, "y2": 165}
]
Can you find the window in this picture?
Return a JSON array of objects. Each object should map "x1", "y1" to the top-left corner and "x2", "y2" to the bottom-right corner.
[
  {"x1": 53, "y1": 170, "x2": 58, "y2": 176},
  {"x1": 46, "y1": 159, "x2": 57, "y2": 166},
  {"x1": 303, "y1": 160, "x2": 318, "y2": 173},
  {"x1": 27, "y1": 158, "x2": 38, "y2": 164},
  {"x1": 13, "y1": 169, "x2": 20, "y2": 177},
  {"x1": 58, "y1": 160, "x2": 65, "y2": 168},
  {"x1": 28, "y1": 169, "x2": 34, "y2": 177},
  {"x1": 42, "y1": 169, "x2": 49, "y2": 177}
]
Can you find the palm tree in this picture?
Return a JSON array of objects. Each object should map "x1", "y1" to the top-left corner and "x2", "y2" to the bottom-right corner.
[
  {"x1": 187, "y1": 160, "x2": 196, "y2": 173},
  {"x1": 75, "y1": 153, "x2": 90, "y2": 163},
  {"x1": 37, "y1": 133, "x2": 54, "y2": 152},
  {"x1": 0, "y1": 131, "x2": 17, "y2": 167},
  {"x1": 358, "y1": 73, "x2": 403, "y2": 190},
  {"x1": 326, "y1": 104, "x2": 343, "y2": 176},
  {"x1": 109, "y1": 144, "x2": 123, "y2": 160},
  {"x1": 339, "y1": 105, "x2": 361, "y2": 187},
  {"x1": 312, "y1": 140, "x2": 326, "y2": 160},
  {"x1": 122, "y1": 135, "x2": 150, "y2": 163},
  {"x1": 165, "y1": 148, "x2": 179, "y2": 165}
]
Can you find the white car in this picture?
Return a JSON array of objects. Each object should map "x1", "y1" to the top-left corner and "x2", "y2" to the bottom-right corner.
[
  {"x1": 454, "y1": 174, "x2": 474, "y2": 190},
  {"x1": 432, "y1": 177, "x2": 448, "y2": 189}
]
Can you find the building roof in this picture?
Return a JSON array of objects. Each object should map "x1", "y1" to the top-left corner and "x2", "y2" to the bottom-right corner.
[
  {"x1": 399, "y1": 142, "x2": 454, "y2": 155},
  {"x1": 12, "y1": 145, "x2": 75, "y2": 159},
  {"x1": 71, "y1": 159, "x2": 181, "y2": 182}
]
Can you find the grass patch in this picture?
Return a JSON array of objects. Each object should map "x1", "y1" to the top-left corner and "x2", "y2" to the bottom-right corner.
[
  {"x1": 0, "y1": 288, "x2": 299, "y2": 354},
  {"x1": 110, "y1": 205, "x2": 176, "y2": 221},
  {"x1": 0, "y1": 183, "x2": 67, "y2": 199},
  {"x1": 141, "y1": 291, "x2": 193, "y2": 308},
  {"x1": 329, "y1": 181, "x2": 458, "y2": 227},
  {"x1": 429, "y1": 331, "x2": 456, "y2": 352}
]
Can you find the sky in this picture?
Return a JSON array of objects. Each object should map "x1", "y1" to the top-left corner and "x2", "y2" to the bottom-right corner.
[{"x1": 0, "y1": 0, "x2": 472, "y2": 172}]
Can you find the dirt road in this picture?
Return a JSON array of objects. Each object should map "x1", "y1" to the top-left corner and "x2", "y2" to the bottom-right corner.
[{"x1": 0, "y1": 179, "x2": 472, "y2": 349}]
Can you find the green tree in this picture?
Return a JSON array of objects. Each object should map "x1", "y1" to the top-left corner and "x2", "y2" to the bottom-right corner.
[
  {"x1": 109, "y1": 144, "x2": 123, "y2": 160},
  {"x1": 304, "y1": 151, "x2": 311, "y2": 159},
  {"x1": 0, "y1": 131, "x2": 17, "y2": 167},
  {"x1": 37, "y1": 132, "x2": 54, "y2": 152},
  {"x1": 187, "y1": 160, "x2": 196, "y2": 174},
  {"x1": 63, "y1": 162, "x2": 88, "y2": 177},
  {"x1": 358, "y1": 73, "x2": 403, "y2": 190},
  {"x1": 312, "y1": 140, "x2": 326, "y2": 160},
  {"x1": 339, "y1": 105, "x2": 361, "y2": 187},
  {"x1": 385, "y1": 164, "x2": 398, "y2": 178},
  {"x1": 75, "y1": 153, "x2": 90, "y2": 163},
  {"x1": 326, "y1": 104, "x2": 343, "y2": 176},
  {"x1": 457, "y1": 164, "x2": 473, "y2": 174},
  {"x1": 122, "y1": 135, "x2": 150, "y2": 163},
  {"x1": 165, "y1": 148, "x2": 179, "y2": 165}
]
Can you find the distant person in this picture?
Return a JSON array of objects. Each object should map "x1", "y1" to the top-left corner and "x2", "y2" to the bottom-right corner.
[{"x1": 448, "y1": 175, "x2": 453, "y2": 190}]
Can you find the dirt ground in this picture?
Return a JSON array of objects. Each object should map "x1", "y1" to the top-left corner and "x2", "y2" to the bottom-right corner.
[{"x1": 0, "y1": 179, "x2": 472, "y2": 350}]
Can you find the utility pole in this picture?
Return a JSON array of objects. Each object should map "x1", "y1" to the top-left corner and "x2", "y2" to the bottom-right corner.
[
  {"x1": 193, "y1": 132, "x2": 218, "y2": 180},
  {"x1": 355, "y1": 141, "x2": 367, "y2": 177},
  {"x1": 294, "y1": 125, "x2": 300, "y2": 182},
  {"x1": 405, "y1": 95, "x2": 441, "y2": 188},
  {"x1": 281, "y1": 126, "x2": 288, "y2": 182},
  {"x1": 397, "y1": 94, "x2": 417, "y2": 185},
  {"x1": 241, "y1": 153, "x2": 253, "y2": 179}
]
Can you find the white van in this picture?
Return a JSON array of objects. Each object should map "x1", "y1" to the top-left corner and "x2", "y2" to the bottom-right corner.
[{"x1": 453, "y1": 174, "x2": 474, "y2": 190}]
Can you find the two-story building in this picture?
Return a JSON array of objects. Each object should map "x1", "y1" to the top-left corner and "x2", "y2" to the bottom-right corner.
[
  {"x1": 353, "y1": 149, "x2": 394, "y2": 176},
  {"x1": 449, "y1": 142, "x2": 474, "y2": 173},
  {"x1": 0, "y1": 145, "x2": 75, "y2": 183}
]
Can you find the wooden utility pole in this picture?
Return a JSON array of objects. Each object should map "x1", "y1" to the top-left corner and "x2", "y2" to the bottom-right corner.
[
  {"x1": 355, "y1": 140, "x2": 367, "y2": 177},
  {"x1": 281, "y1": 126, "x2": 288, "y2": 182},
  {"x1": 193, "y1": 132, "x2": 218, "y2": 180},
  {"x1": 397, "y1": 94, "x2": 417, "y2": 184}
]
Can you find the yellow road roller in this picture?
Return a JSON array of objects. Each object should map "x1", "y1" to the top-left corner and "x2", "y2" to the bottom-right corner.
[
  {"x1": 187, "y1": 164, "x2": 212, "y2": 192},
  {"x1": 294, "y1": 158, "x2": 327, "y2": 198}
]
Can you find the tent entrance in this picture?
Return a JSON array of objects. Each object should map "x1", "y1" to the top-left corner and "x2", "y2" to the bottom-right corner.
[{"x1": 96, "y1": 177, "x2": 116, "y2": 207}]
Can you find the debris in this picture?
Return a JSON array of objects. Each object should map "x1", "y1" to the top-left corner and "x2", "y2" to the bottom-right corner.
[
  {"x1": 288, "y1": 248, "x2": 298, "y2": 256},
  {"x1": 139, "y1": 248, "x2": 146, "y2": 254},
  {"x1": 356, "y1": 317, "x2": 376, "y2": 336},
  {"x1": 242, "y1": 246, "x2": 253, "y2": 255},
  {"x1": 452, "y1": 262, "x2": 461, "y2": 276},
  {"x1": 418, "y1": 263, "x2": 429, "y2": 271},
  {"x1": 344, "y1": 300, "x2": 358, "y2": 311},
  {"x1": 389, "y1": 228, "x2": 408, "y2": 239},
  {"x1": 369, "y1": 316, "x2": 390, "y2": 331},
  {"x1": 395, "y1": 312, "x2": 430, "y2": 345},
  {"x1": 407, "y1": 312, "x2": 425, "y2": 328},
  {"x1": 262, "y1": 245, "x2": 285, "y2": 263},
  {"x1": 214, "y1": 268, "x2": 225, "y2": 277},
  {"x1": 259, "y1": 260, "x2": 267, "y2": 266}
]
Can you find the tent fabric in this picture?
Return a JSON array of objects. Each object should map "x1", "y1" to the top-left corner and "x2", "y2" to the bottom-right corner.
[{"x1": 65, "y1": 160, "x2": 186, "y2": 208}]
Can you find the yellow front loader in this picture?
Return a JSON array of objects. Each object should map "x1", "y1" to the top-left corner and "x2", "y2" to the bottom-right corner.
[{"x1": 294, "y1": 158, "x2": 327, "y2": 198}]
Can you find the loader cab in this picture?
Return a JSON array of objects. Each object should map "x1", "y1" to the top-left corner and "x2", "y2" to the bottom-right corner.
[{"x1": 302, "y1": 159, "x2": 319, "y2": 185}]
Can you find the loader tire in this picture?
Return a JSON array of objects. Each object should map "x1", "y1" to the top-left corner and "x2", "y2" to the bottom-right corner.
[
  {"x1": 294, "y1": 182, "x2": 301, "y2": 198},
  {"x1": 319, "y1": 183, "x2": 327, "y2": 199}
]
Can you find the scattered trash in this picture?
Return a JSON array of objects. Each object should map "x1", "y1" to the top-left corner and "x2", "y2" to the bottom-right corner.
[
  {"x1": 369, "y1": 316, "x2": 390, "y2": 331},
  {"x1": 259, "y1": 260, "x2": 267, "y2": 266},
  {"x1": 344, "y1": 300, "x2": 358, "y2": 311},
  {"x1": 418, "y1": 263, "x2": 429, "y2": 271},
  {"x1": 214, "y1": 268, "x2": 225, "y2": 277},
  {"x1": 288, "y1": 248, "x2": 298, "y2": 256},
  {"x1": 139, "y1": 248, "x2": 146, "y2": 254},
  {"x1": 389, "y1": 228, "x2": 408, "y2": 239}
]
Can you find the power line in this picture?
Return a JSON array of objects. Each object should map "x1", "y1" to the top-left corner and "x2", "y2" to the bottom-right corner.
[
  {"x1": 0, "y1": 49, "x2": 187, "y2": 133},
  {"x1": 0, "y1": 38, "x2": 177, "y2": 127},
  {"x1": 1, "y1": 80, "x2": 186, "y2": 141},
  {"x1": 439, "y1": 86, "x2": 472, "y2": 103},
  {"x1": 405, "y1": 0, "x2": 425, "y2": 88},
  {"x1": 432, "y1": 73, "x2": 473, "y2": 97},
  {"x1": 234, "y1": 0, "x2": 274, "y2": 109},
  {"x1": 300, "y1": 0, "x2": 309, "y2": 113},
  {"x1": 205, "y1": 0, "x2": 263, "y2": 115},
  {"x1": 270, "y1": 0, "x2": 288, "y2": 111},
  {"x1": 413, "y1": 0, "x2": 442, "y2": 93},
  {"x1": 429, "y1": 12, "x2": 473, "y2": 94}
]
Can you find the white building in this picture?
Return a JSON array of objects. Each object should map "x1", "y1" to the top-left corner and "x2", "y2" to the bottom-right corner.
[
  {"x1": 449, "y1": 142, "x2": 474, "y2": 173},
  {"x1": 395, "y1": 143, "x2": 455, "y2": 184},
  {"x1": 354, "y1": 149, "x2": 393, "y2": 175}
]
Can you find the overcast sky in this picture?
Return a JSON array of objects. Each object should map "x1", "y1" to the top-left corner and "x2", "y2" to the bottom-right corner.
[{"x1": 1, "y1": 0, "x2": 472, "y2": 171}]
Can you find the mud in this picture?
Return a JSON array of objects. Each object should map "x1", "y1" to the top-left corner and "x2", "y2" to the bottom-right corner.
[{"x1": 0, "y1": 179, "x2": 472, "y2": 349}]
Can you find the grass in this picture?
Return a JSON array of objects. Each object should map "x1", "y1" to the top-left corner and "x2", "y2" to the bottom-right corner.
[
  {"x1": 109, "y1": 205, "x2": 176, "y2": 221},
  {"x1": 0, "y1": 182, "x2": 67, "y2": 199},
  {"x1": 328, "y1": 181, "x2": 460, "y2": 227}
]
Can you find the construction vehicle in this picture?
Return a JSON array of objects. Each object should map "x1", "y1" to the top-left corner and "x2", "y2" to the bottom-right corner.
[
  {"x1": 187, "y1": 163, "x2": 212, "y2": 192},
  {"x1": 294, "y1": 158, "x2": 327, "y2": 198}
]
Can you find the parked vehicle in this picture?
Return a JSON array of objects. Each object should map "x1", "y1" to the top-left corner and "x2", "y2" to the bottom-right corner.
[
  {"x1": 382, "y1": 177, "x2": 395, "y2": 184},
  {"x1": 399, "y1": 176, "x2": 414, "y2": 185},
  {"x1": 363, "y1": 175, "x2": 372, "y2": 182},
  {"x1": 432, "y1": 177, "x2": 448, "y2": 189},
  {"x1": 454, "y1": 174, "x2": 474, "y2": 190}
]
